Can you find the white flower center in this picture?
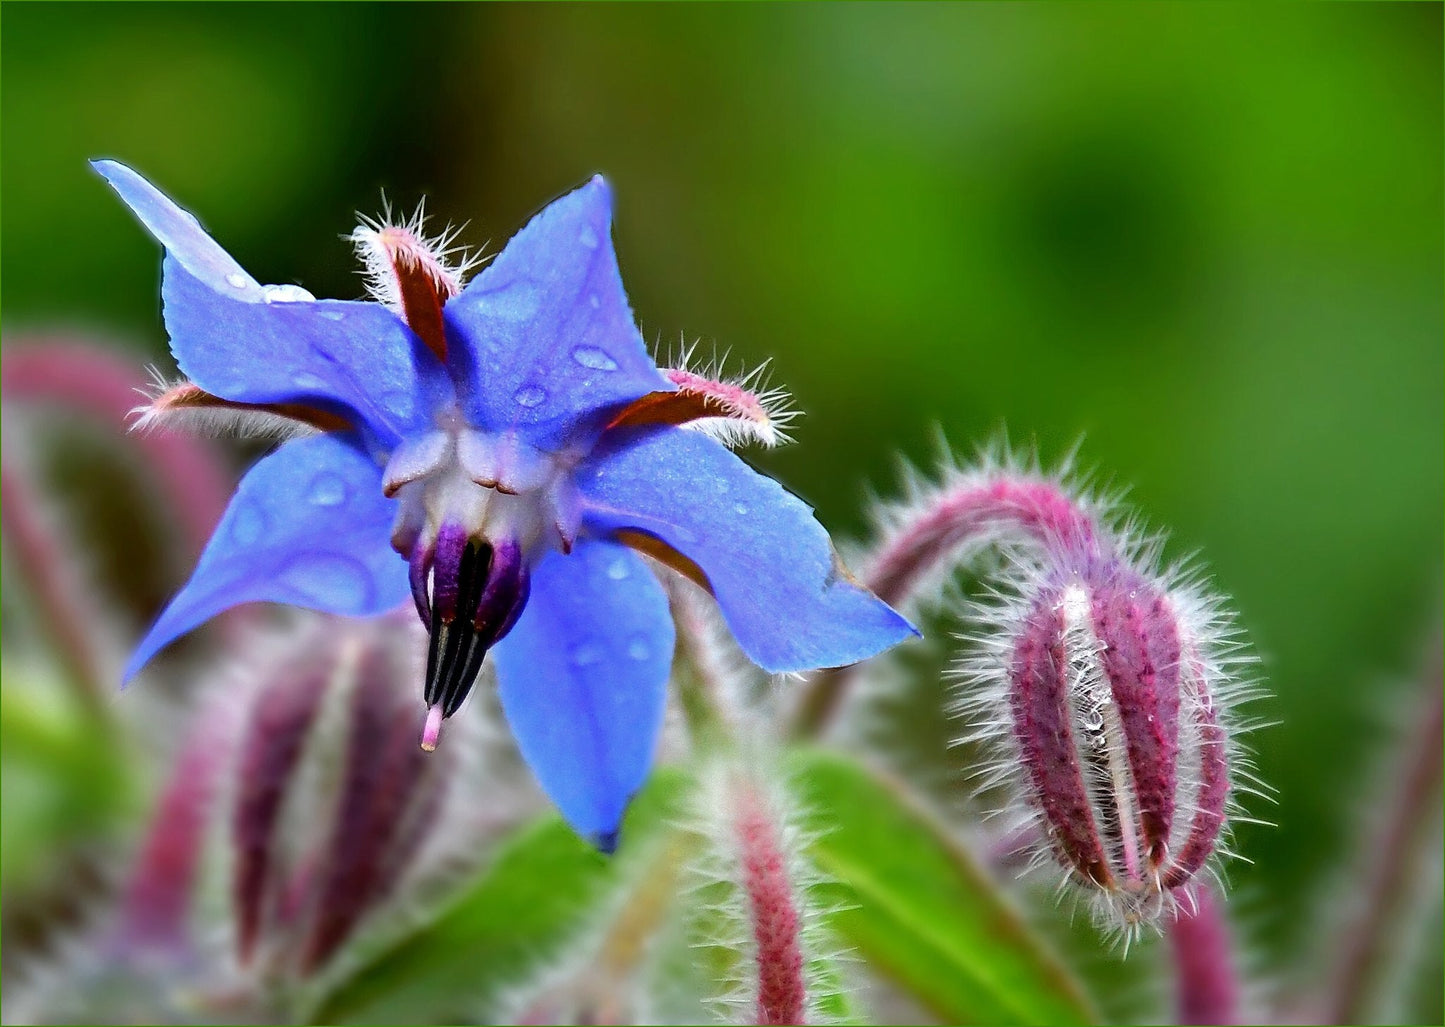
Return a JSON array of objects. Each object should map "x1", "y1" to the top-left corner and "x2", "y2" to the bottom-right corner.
[{"x1": 384, "y1": 410, "x2": 574, "y2": 556}]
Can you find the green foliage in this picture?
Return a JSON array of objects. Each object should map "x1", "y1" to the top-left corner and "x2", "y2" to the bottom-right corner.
[
  {"x1": 791, "y1": 749, "x2": 1096, "y2": 1025},
  {"x1": 797, "y1": 745, "x2": 1086, "y2": 1027},
  {"x1": 317, "y1": 771, "x2": 688, "y2": 1024}
]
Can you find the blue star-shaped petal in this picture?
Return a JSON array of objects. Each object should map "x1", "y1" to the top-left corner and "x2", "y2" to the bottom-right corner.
[{"x1": 98, "y1": 160, "x2": 917, "y2": 846}]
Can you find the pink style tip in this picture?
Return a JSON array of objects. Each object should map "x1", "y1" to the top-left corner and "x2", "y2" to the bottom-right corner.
[{"x1": 420, "y1": 704, "x2": 444, "y2": 752}]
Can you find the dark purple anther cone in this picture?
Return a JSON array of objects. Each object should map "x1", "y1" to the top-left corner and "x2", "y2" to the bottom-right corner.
[
  {"x1": 1007, "y1": 557, "x2": 1229, "y2": 929},
  {"x1": 420, "y1": 530, "x2": 532, "y2": 744}
]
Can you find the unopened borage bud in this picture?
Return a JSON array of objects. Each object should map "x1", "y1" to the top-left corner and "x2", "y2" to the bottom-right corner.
[{"x1": 1004, "y1": 558, "x2": 1230, "y2": 929}]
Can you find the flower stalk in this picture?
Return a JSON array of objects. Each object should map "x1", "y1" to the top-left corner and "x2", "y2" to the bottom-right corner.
[
  {"x1": 1317, "y1": 633, "x2": 1443, "y2": 1024},
  {"x1": 1167, "y1": 885, "x2": 1240, "y2": 1025},
  {"x1": 733, "y1": 780, "x2": 808, "y2": 1026}
]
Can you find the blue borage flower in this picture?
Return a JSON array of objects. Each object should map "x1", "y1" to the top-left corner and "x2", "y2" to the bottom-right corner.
[{"x1": 97, "y1": 160, "x2": 916, "y2": 848}]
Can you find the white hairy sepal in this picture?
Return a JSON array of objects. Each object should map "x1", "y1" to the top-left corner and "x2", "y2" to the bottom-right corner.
[
  {"x1": 349, "y1": 198, "x2": 485, "y2": 312},
  {"x1": 129, "y1": 372, "x2": 322, "y2": 442},
  {"x1": 659, "y1": 340, "x2": 800, "y2": 449}
]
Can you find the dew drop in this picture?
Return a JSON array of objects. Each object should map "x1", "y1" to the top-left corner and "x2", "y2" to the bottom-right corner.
[
  {"x1": 607, "y1": 558, "x2": 630, "y2": 581},
  {"x1": 293, "y1": 372, "x2": 326, "y2": 390},
  {"x1": 318, "y1": 309, "x2": 347, "y2": 322},
  {"x1": 513, "y1": 385, "x2": 547, "y2": 409},
  {"x1": 734, "y1": 503, "x2": 749, "y2": 516},
  {"x1": 578, "y1": 226, "x2": 599, "y2": 249},
  {"x1": 626, "y1": 636, "x2": 651, "y2": 662},
  {"x1": 487, "y1": 280, "x2": 543, "y2": 322},
  {"x1": 571, "y1": 346, "x2": 618, "y2": 371},
  {"x1": 310, "y1": 472, "x2": 348, "y2": 507},
  {"x1": 570, "y1": 641, "x2": 605, "y2": 668},
  {"x1": 225, "y1": 272, "x2": 249, "y2": 289},
  {"x1": 230, "y1": 503, "x2": 265, "y2": 545},
  {"x1": 588, "y1": 293, "x2": 601, "y2": 310},
  {"x1": 262, "y1": 283, "x2": 315, "y2": 304},
  {"x1": 285, "y1": 555, "x2": 373, "y2": 608}
]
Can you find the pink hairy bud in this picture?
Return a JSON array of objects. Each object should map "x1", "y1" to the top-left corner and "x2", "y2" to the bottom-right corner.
[
  {"x1": 1007, "y1": 561, "x2": 1229, "y2": 927},
  {"x1": 858, "y1": 450, "x2": 1254, "y2": 935}
]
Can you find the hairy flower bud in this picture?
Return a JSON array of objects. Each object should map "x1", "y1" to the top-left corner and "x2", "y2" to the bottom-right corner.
[
  {"x1": 1005, "y1": 558, "x2": 1230, "y2": 928},
  {"x1": 863, "y1": 450, "x2": 1259, "y2": 937}
]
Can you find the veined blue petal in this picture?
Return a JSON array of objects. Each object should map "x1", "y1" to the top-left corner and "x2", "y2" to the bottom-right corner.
[
  {"x1": 124, "y1": 433, "x2": 408, "y2": 682},
  {"x1": 577, "y1": 428, "x2": 918, "y2": 674},
  {"x1": 491, "y1": 540, "x2": 674, "y2": 846},
  {"x1": 94, "y1": 160, "x2": 445, "y2": 444},
  {"x1": 445, "y1": 176, "x2": 670, "y2": 451}
]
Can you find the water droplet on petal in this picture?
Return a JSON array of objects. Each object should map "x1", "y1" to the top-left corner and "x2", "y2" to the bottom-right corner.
[
  {"x1": 734, "y1": 503, "x2": 749, "y2": 516},
  {"x1": 230, "y1": 503, "x2": 265, "y2": 545},
  {"x1": 513, "y1": 385, "x2": 547, "y2": 409},
  {"x1": 588, "y1": 293, "x2": 601, "y2": 310},
  {"x1": 607, "y1": 558, "x2": 630, "y2": 581},
  {"x1": 293, "y1": 372, "x2": 327, "y2": 390},
  {"x1": 284, "y1": 555, "x2": 373, "y2": 608},
  {"x1": 487, "y1": 280, "x2": 543, "y2": 322},
  {"x1": 262, "y1": 283, "x2": 315, "y2": 304},
  {"x1": 225, "y1": 272, "x2": 249, "y2": 289},
  {"x1": 579, "y1": 226, "x2": 599, "y2": 249},
  {"x1": 571, "y1": 346, "x2": 618, "y2": 371},
  {"x1": 319, "y1": 309, "x2": 347, "y2": 322},
  {"x1": 570, "y1": 641, "x2": 605, "y2": 668},
  {"x1": 627, "y1": 636, "x2": 651, "y2": 662},
  {"x1": 310, "y1": 472, "x2": 348, "y2": 507}
]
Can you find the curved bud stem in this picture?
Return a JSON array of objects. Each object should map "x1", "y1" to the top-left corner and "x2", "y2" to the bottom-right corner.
[
  {"x1": 789, "y1": 469, "x2": 1097, "y2": 740},
  {"x1": 1, "y1": 340, "x2": 235, "y2": 559},
  {"x1": 0, "y1": 462, "x2": 111, "y2": 715},
  {"x1": 1167, "y1": 885, "x2": 1240, "y2": 1025},
  {"x1": 864, "y1": 475, "x2": 1099, "y2": 608}
]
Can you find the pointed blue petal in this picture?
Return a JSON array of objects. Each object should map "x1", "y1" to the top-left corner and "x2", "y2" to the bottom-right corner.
[
  {"x1": 124, "y1": 433, "x2": 407, "y2": 681},
  {"x1": 93, "y1": 160, "x2": 444, "y2": 444},
  {"x1": 445, "y1": 176, "x2": 670, "y2": 451},
  {"x1": 577, "y1": 429, "x2": 918, "y2": 674},
  {"x1": 491, "y1": 540, "x2": 674, "y2": 843}
]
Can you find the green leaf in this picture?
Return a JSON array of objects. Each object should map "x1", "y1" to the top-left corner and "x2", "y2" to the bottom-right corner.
[
  {"x1": 315, "y1": 770, "x2": 688, "y2": 1024},
  {"x1": 790, "y1": 749, "x2": 1097, "y2": 1025}
]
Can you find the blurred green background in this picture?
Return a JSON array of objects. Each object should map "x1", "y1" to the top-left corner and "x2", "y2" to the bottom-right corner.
[{"x1": 3, "y1": 0, "x2": 1441, "y2": 1016}]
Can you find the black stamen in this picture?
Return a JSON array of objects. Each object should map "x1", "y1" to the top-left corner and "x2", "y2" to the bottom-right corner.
[{"x1": 424, "y1": 540, "x2": 492, "y2": 716}]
